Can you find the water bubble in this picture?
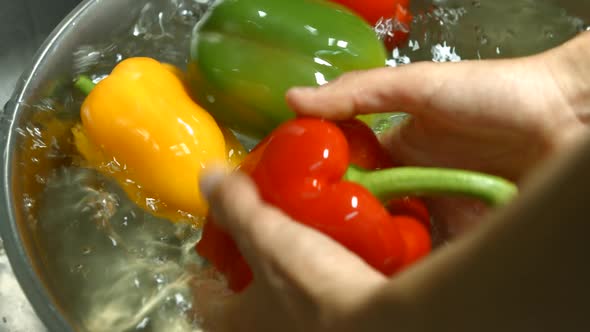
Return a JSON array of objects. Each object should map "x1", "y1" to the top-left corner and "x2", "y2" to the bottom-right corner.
[
  {"x1": 477, "y1": 33, "x2": 489, "y2": 45},
  {"x1": 34, "y1": 174, "x2": 47, "y2": 184},
  {"x1": 22, "y1": 194, "x2": 35, "y2": 210},
  {"x1": 70, "y1": 264, "x2": 85, "y2": 273},
  {"x1": 386, "y1": 48, "x2": 412, "y2": 67},
  {"x1": 154, "y1": 273, "x2": 168, "y2": 285},
  {"x1": 108, "y1": 236, "x2": 119, "y2": 247},
  {"x1": 145, "y1": 197, "x2": 160, "y2": 212},
  {"x1": 82, "y1": 247, "x2": 93, "y2": 255},
  {"x1": 135, "y1": 317, "x2": 150, "y2": 330},
  {"x1": 431, "y1": 42, "x2": 462, "y2": 62},
  {"x1": 544, "y1": 30, "x2": 555, "y2": 39}
]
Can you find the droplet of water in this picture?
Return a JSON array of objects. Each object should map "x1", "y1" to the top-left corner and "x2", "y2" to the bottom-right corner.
[
  {"x1": 82, "y1": 247, "x2": 93, "y2": 255},
  {"x1": 70, "y1": 264, "x2": 85, "y2": 273},
  {"x1": 154, "y1": 273, "x2": 167, "y2": 285},
  {"x1": 135, "y1": 317, "x2": 150, "y2": 330},
  {"x1": 545, "y1": 30, "x2": 555, "y2": 39},
  {"x1": 23, "y1": 194, "x2": 35, "y2": 210},
  {"x1": 477, "y1": 33, "x2": 489, "y2": 45},
  {"x1": 431, "y1": 42, "x2": 462, "y2": 62}
]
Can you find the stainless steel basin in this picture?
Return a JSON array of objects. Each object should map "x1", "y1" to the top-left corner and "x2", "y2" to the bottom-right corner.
[
  {"x1": 1, "y1": 1, "x2": 81, "y2": 331},
  {"x1": 0, "y1": 0, "x2": 82, "y2": 112},
  {"x1": 0, "y1": 0, "x2": 588, "y2": 331},
  {"x1": 0, "y1": 1, "x2": 151, "y2": 330}
]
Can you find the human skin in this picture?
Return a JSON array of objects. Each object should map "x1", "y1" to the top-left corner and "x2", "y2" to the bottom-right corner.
[{"x1": 193, "y1": 31, "x2": 590, "y2": 332}]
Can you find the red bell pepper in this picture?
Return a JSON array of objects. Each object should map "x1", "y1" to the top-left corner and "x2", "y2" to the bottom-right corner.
[
  {"x1": 330, "y1": 0, "x2": 413, "y2": 50},
  {"x1": 383, "y1": 4, "x2": 413, "y2": 51},
  {"x1": 197, "y1": 118, "x2": 518, "y2": 292}
]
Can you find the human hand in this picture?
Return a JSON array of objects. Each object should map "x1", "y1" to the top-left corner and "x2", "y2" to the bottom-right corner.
[
  {"x1": 192, "y1": 170, "x2": 389, "y2": 332},
  {"x1": 286, "y1": 32, "x2": 590, "y2": 235}
]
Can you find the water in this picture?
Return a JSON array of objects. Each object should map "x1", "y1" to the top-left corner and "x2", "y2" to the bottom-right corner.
[
  {"x1": 400, "y1": 0, "x2": 585, "y2": 62},
  {"x1": 73, "y1": 0, "x2": 214, "y2": 79},
  {"x1": 36, "y1": 168, "x2": 206, "y2": 331},
  {"x1": 18, "y1": 1, "x2": 220, "y2": 331},
  {"x1": 13, "y1": 0, "x2": 587, "y2": 331}
]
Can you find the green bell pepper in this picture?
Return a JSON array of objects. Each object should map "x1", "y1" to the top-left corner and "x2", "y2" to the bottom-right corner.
[{"x1": 188, "y1": 0, "x2": 387, "y2": 139}]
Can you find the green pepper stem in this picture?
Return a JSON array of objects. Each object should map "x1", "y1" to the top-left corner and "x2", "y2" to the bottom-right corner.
[
  {"x1": 74, "y1": 75, "x2": 96, "y2": 95},
  {"x1": 344, "y1": 165, "x2": 518, "y2": 207}
]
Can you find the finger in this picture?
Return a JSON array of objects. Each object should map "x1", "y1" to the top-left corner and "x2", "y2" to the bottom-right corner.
[
  {"x1": 200, "y1": 169, "x2": 385, "y2": 294},
  {"x1": 191, "y1": 272, "x2": 238, "y2": 332},
  {"x1": 285, "y1": 61, "x2": 478, "y2": 120}
]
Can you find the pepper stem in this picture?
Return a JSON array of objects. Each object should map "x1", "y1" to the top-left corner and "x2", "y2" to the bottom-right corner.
[
  {"x1": 74, "y1": 75, "x2": 96, "y2": 95},
  {"x1": 344, "y1": 165, "x2": 518, "y2": 207}
]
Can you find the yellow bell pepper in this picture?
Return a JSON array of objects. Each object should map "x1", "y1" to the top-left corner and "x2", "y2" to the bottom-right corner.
[{"x1": 73, "y1": 57, "x2": 245, "y2": 224}]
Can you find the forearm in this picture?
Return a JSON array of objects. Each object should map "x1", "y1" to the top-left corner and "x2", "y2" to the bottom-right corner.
[{"x1": 366, "y1": 131, "x2": 590, "y2": 332}]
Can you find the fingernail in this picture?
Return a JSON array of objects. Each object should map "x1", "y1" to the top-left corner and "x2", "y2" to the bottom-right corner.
[{"x1": 200, "y1": 167, "x2": 227, "y2": 200}]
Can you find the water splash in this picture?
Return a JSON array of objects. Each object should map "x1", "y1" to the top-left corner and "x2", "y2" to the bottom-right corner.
[
  {"x1": 37, "y1": 167, "x2": 207, "y2": 332},
  {"x1": 391, "y1": 0, "x2": 585, "y2": 63},
  {"x1": 431, "y1": 42, "x2": 462, "y2": 62},
  {"x1": 73, "y1": 0, "x2": 214, "y2": 77}
]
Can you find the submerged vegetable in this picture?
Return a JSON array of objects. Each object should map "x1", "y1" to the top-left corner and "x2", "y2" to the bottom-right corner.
[
  {"x1": 329, "y1": 0, "x2": 413, "y2": 50},
  {"x1": 73, "y1": 57, "x2": 245, "y2": 224},
  {"x1": 188, "y1": 0, "x2": 388, "y2": 139},
  {"x1": 330, "y1": 0, "x2": 410, "y2": 26}
]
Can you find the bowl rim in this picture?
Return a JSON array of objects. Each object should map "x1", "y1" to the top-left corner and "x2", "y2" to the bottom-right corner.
[{"x1": 0, "y1": 0, "x2": 96, "y2": 331}]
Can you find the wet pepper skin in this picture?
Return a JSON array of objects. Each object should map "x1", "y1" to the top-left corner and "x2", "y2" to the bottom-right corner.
[
  {"x1": 197, "y1": 118, "x2": 431, "y2": 292},
  {"x1": 188, "y1": 0, "x2": 388, "y2": 139},
  {"x1": 330, "y1": 0, "x2": 410, "y2": 26},
  {"x1": 74, "y1": 57, "x2": 244, "y2": 223},
  {"x1": 337, "y1": 120, "x2": 431, "y2": 226},
  {"x1": 329, "y1": 0, "x2": 414, "y2": 50}
]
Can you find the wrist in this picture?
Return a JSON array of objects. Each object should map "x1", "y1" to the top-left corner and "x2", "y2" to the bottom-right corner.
[
  {"x1": 546, "y1": 32, "x2": 590, "y2": 114},
  {"x1": 532, "y1": 31, "x2": 590, "y2": 149}
]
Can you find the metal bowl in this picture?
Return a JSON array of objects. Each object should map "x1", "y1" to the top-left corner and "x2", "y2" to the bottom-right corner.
[
  {"x1": 0, "y1": 0, "x2": 588, "y2": 331},
  {"x1": 1, "y1": 1, "x2": 153, "y2": 330}
]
